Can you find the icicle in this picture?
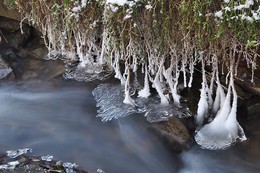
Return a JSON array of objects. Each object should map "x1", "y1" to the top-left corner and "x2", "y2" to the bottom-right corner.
[
  {"x1": 225, "y1": 76, "x2": 238, "y2": 141},
  {"x1": 113, "y1": 51, "x2": 126, "y2": 85},
  {"x1": 196, "y1": 85, "x2": 208, "y2": 126},
  {"x1": 182, "y1": 58, "x2": 187, "y2": 87},
  {"x1": 138, "y1": 63, "x2": 151, "y2": 98},
  {"x1": 173, "y1": 67, "x2": 181, "y2": 105},
  {"x1": 152, "y1": 58, "x2": 169, "y2": 105},
  {"x1": 212, "y1": 69, "x2": 226, "y2": 114},
  {"x1": 195, "y1": 53, "x2": 208, "y2": 126},
  {"x1": 225, "y1": 66, "x2": 247, "y2": 142},
  {"x1": 207, "y1": 70, "x2": 215, "y2": 109},
  {"x1": 123, "y1": 65, "x2": 135, "y2": 106},
  {"x1": 188, "y1": 55, "x2": 196, "y2": 88},
  {"x1": 163, "y1": 58, "x2": 180, "y2": 106}
]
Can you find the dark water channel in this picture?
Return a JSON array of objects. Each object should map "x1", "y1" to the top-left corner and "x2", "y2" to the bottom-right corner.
[{"x1": 0, "y1": 81, "x2": 259, "y2": 173}]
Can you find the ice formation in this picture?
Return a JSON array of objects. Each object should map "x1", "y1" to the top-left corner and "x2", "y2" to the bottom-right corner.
[
  {"x1": 195, "y1": 64, "x2": 247, "y2": 150},
  {"x1": 138, "y1": 64, "x2": 151, "y2": 98},
  {"x1": 195, "y1": 56, "x2": 209, "y2": 126},
  {"x1": 0, "y1": 161, "x2": 19, "y2": 170},
  {"x1": 6, "y1": 148, "x2": 32, "y2": 158},
  {"x1": 41, "y1": 155, "x2": 54, "y2": 162},
  {"x1": 152, "y1": 59, "x2": 169, "y2": 105},
  {"x1": 92, "y1": 83, "x2": 191, "y2": 122}
]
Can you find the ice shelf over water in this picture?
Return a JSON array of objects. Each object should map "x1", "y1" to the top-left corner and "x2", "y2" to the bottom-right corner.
[{"x1": 92, "y1": 83, "x2": 191, "y2": 122}]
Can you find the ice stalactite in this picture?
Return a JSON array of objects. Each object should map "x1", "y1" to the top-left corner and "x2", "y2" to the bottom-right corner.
[
  {"x1": 112, "y1": 51, "x2": 126, "y2": 85},
  {"x1": 212, "y1": 68, "x2": 226, "y2": 115},
  {"x1": 188, "y1": 55, "x2": 196, "y2": 88},
  {"x1": 75, "y1": 31, "x2": 87, "y2": 67},
  {"x1": 163, "y1": 57, "x2": 180, "y2": 106},
  {"x1": 181, "y1": 56, "x2": 188, "y2": 88},
  {"x1": 195, "y1": 54, "x2": 209, "y2": 126},
  {"x1": 173, "y1": 66, "x2": 181, "y2": 105},
  {"x1": 138, "y1": 63, "x2": 151, "y2": 98},
  {"x1": 207, "y1": 69, "x2": 215, "y2": 110},
  {"x1": 152, "y1": 58, "x2": 169, "y2": 105},
  {"x1": 225, "y1": 64, "x2": 247, "y2": 142},
  {"x1": 123, "y1": 65, "x2": 135, "y2": 106}
]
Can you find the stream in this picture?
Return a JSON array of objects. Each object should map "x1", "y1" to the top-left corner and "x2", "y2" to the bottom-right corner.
[{"x1": 0, "y1": 81, "x2": 259, "y2": 173}]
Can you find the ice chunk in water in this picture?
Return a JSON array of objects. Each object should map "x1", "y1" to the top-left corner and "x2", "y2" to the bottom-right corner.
[
  {"x1": 97, "y1": 168, "x2": 105, "y2": 173},
  {"x1": 63, "y1": 162, "x2": 77, "y2": 173},
  {"x1": 92, "y1": 83, "x2": 144, "y2": 122},
  {"x1": 41, "y1": 155, "x2": 53, "y2": 161},
  {"x1": 0, "y1": 161, "x2": 19, "y2": 170},
  {"x1": 6, "y1": 148, "x2": 32, "y2": 158}
]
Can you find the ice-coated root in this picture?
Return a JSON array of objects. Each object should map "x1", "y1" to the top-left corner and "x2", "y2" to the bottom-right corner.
[
  {"x1": 225, "y1": 76, "x2": 238, "y2": 141},
  {"x1": 195, "y1": 55, "x2": 208, "y2": 126},
  {"x1": 172, "y1": 68, "x2": 181, "y2": 105},
  {"x1": 188, "y1": 55, "x2": 196, "y2": 88},
  {"x1": 152, "y1": 58, "x2": 169, "y2": 105},
  {"x1": 138, "y1": 63, "x2": 151, "y2": 98},
  {"x1": 212, "y1": 69, "x2": 226, "y2": 114},
  {"x1": 181, "y1": 58, "x2": 187, "y2": 88},
  {"x1": 123, "y1": 66, "x2": 135, "y2": 106},
  {"x1": 163, "y1": 58, "x2": 181, "y2": 106},
  {"x1": 196, "y1": 86, "x2": 208, "y2": 126},
  {"x1": 112, "y1": 51, "x2": 126, "y2": 85}
]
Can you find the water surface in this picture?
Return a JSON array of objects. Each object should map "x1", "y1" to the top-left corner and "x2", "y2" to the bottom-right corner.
[{"x1": 0, "y1": 81, "x2": 259, "y2": 173}]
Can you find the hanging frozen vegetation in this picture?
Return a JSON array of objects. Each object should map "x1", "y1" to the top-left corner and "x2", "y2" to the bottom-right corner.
[
  {"x1": 14, "y1": 0, "x2": 259, "y2": 149},
  {"x1": 195, "y1": 54, "x2": 247, "y2": 150}
]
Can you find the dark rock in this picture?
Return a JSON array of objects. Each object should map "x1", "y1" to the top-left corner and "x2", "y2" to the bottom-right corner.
[
  {"x1": 16, "y1": 36, "x2": 48, "y2": 59},
  {"x1": 20, "y1": 59, "x2": 65, "y2": 80},
  {"x1": 0, "y1": 1, "x2": 21, "y2": 22},
  {"x1": 239, "y1": 96, "x2": 260, "y2": 122},
  {"x1": 0, "y1": 17, "x2": 32, "y2": 49},
  {"x1": 149, "y1": 117, "x2": 193, "y2": 152},
  {"x1": 0, "y1": 16, "x2": 22, "y2": 31},
  {"x1": 235, "y1": 57, "x2": 260, "y2": 96}
]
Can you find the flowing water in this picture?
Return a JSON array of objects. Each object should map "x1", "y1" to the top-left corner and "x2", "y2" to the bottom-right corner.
[{"x1": 0, "y1": 81, "x2": 259, "y2": 173}]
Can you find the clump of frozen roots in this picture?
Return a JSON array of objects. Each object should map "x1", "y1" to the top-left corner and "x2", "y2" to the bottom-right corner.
[
  {"x1": 195, "y1": 50, "x2": 247, "y2": 150},
  {"x1": 15, "y1": 0, "x2": 259, "y2": 149}
]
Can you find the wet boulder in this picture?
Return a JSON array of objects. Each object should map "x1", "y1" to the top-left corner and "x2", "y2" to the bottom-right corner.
[
  {"x1": 0, "y1": 16, "x2": 32, "y2": 49},
  {"x1": 19, "y1": 58, "x2": 65, "y2": 80},
  {"x1": 149, "y1": 117, "x2": 193, "y2": 152}
]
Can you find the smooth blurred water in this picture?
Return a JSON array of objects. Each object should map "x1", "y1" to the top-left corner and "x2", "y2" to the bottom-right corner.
[{"x1": 0, "y1": 81, "x2": 259, "y2": 173}]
